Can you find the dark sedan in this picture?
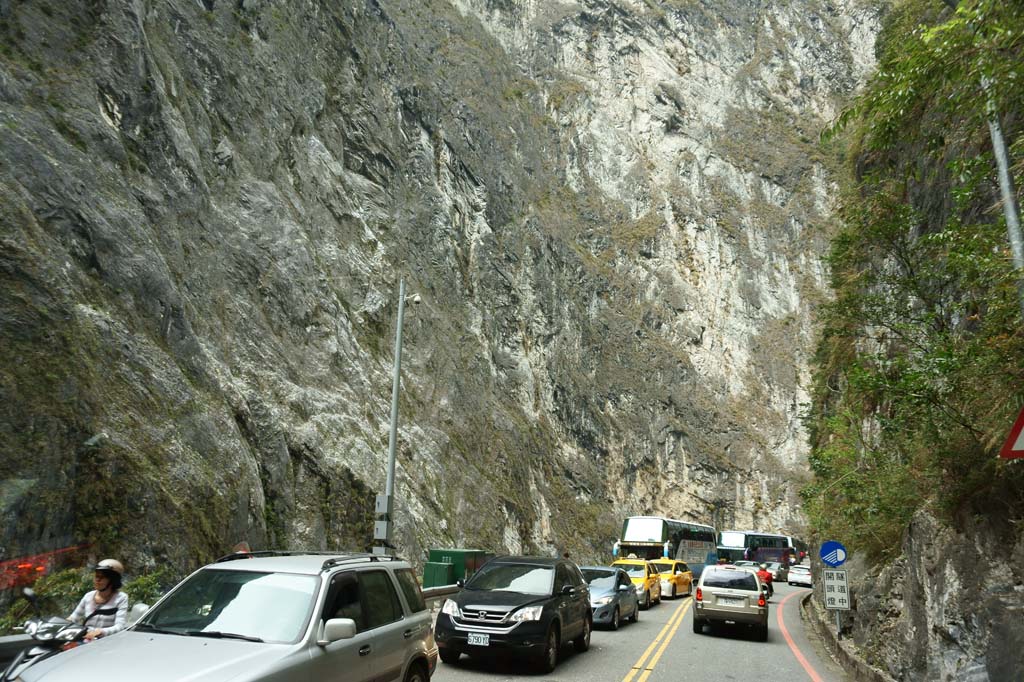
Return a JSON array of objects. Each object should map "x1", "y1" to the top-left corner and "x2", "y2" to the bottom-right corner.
[
  {"x1": 580, "y1": 566, "x2": 640, "y2": 630},
  {"x1": 434, "y1": 556, "x2": 592, "y2": 673}
]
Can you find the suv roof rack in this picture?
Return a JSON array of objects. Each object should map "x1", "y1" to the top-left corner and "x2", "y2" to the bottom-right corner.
[{"x1": 213, "y1": 550, "x2": 404, "y2": 570}]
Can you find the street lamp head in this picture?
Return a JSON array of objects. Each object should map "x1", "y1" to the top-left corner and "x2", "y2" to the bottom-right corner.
[{"x1": 407, "y1": 293, "x2": 422, "y2": 306}]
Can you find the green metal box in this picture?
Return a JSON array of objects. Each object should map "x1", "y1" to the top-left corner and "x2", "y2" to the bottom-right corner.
[
  {"x1": 426, "y1": 548, "x2": 490, "y2": 583},
  {"x1": 422, "y1": 561, "x2": 454, "y2": 588}
]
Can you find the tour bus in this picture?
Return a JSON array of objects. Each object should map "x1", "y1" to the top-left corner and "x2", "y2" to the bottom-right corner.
[
  {"x1": 615, "y1": 516, "x2": 718, "y2": 578},
  {"x1": 717, "y1": 529, "x2": 796, "y2": 564}
]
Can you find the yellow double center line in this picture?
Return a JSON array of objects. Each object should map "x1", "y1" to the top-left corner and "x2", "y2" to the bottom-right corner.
[{"x1": 622, "y1": 597, "x2": 693, "y2": 682}]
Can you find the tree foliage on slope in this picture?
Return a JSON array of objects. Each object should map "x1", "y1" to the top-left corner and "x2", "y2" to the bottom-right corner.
[{"x1": 804, "y1": 0, "x2": 1024, "y2": 561}]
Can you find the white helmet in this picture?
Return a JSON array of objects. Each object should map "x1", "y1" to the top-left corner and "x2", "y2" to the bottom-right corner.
[
  {"x1": 759, "y1": 563, "x2": 767, "y2": 570},
  {"x1": 94, "y1": 558, "x2": 124, "y2": 575}
]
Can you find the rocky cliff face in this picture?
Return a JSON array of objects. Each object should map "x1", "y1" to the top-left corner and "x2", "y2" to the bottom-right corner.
[
  {"x1": 845, "y1": 510, "x2": 1024, "y2": 681},
  {"x1": 0, "y1": 0, "x2": 880, "y2": 572}
]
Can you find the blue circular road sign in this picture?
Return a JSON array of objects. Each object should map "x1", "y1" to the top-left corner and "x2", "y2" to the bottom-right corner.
[{"x1": 820, "y1": 540, "x2": 847, "y2": 567}]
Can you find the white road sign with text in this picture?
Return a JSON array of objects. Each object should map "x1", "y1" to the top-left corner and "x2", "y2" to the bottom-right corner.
[{"x1": 823, "y1": 568, "x2": 850, "y2": 610}]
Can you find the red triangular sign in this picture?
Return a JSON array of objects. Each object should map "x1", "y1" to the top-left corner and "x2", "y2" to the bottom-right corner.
[{"x1": 999, "y1": 405, "x2": 1024, "y2": 459}]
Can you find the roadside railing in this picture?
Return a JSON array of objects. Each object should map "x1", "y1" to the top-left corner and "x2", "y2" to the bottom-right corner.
[{"x1": 422, "y1": 584, "x2": 460, "y2": 620}]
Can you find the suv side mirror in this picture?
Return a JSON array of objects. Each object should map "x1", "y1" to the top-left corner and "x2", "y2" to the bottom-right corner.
[
  {"x1": 618, "y1": 584, "x2": 632, "y2": 592},
  {"x1": 318, "y1": 618, "x2": 357, "y2": 646}
]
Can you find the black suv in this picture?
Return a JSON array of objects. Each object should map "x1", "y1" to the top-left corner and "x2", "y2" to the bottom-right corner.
[{"x1": 434, "y1": 556, "x2": 591, "y2": 672}]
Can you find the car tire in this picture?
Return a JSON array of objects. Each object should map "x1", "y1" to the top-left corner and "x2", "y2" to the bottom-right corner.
[
  {"x1": 536, "y1": 625, "x2": 559, "y2": 673},
  {"x1": 641, "y1": 591, "x2": 650, "y2": 610},
  {"x1": 439, "y1": 648, "x2": 461, "y2": 665},
  {"x1": 757, "y1": 624, "x2": 768, "y2": 642},
  {"x1": 610, "y1": 607, "x2": 620, "y2": 631},
  {"x1": 629, "y1": 602, "x2": 639, "y2": 623},
  {"x1": 573, "y1": 617, "x2": 591, "y2": 652},
  {"x1": 670, "y1": 585, "x2": 677, "y2": 599},
  {"x1": 692, "y1": 616, "x2": 703, "y2": 634},
  {"x1": 404, "y1": 661, "x2": 429, "y2": 682}
]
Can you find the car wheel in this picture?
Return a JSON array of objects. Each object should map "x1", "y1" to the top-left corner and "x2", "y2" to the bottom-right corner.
[
  {"x1": 642, "y1": 591, "x2": 650, "y2": 609},
  {"x1": 757, "y1": 624, "x2": 768, "y2": 642},
  {"x1": 670, "y1": 585, "x2": 677, "y2": 599},
  {"x1": 574, "y1": 617, "x2": 591, "y2": 652},
  {"x1": 692, "y1": 616, "x2": 704, "y2": 634},
  {"x1": 403, "y1": 661, "x2": 428, "y2": 682},
  {"x1": 536, "y1": 625, "x2": 559, "y2": 673},
  {"x1": 439, "y1": 648, "x2": 461, "y2": 665},
  {"x1": 610, "y1": 607, "x2": 620, "y2": 631},
  {"x1": 629, "y1": 602, "x2": 639, "y2": 622}
]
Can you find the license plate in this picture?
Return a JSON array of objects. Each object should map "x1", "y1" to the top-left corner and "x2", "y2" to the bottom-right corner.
[
  {"x1": 718, "y1": 597, "x2": 744, "y2": 606},
  {"x1": 467, "y1": 632, "x2": 489, "y2": 647}
]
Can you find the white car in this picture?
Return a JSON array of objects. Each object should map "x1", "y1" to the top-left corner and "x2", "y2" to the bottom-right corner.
[{"x1": 788, "y1": 564, "x2": 812, "y2": 587}]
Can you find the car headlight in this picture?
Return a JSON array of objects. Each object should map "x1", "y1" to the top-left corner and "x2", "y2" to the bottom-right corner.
[
  {"x1": 509, "y1": 605, "x2": 544, "y2": 622},
  {"x1": 592, "y1": 596, "x2": 614, "y2": 607},
  {"x1": 634, "y1": 584, "x2": 644, "y2": 594},
  {"x1": 440, "y1": 599, "x2": 460, "y2": 618}
]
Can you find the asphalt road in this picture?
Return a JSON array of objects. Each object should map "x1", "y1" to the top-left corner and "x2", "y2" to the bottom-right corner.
[{"x1": 434, "y1": 582, "x2": 850, "y2": 682}]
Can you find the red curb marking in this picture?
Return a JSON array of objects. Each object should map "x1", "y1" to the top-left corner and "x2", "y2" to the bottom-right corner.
[{"x1": 777, "y1": 589, "x2": 824, "y2": 682}]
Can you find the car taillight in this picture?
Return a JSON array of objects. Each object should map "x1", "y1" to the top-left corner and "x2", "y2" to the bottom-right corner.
[
  {"x1": 695, "y1": 587, "x2": 702, "y2": 601},
  {"x1": 758, "y1": 595, "x2": 766, "y2": 607}
]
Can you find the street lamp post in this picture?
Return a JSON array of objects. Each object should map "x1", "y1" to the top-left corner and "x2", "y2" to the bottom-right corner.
[{"x1": 373, "y1": 278, "x2": 420, "y2": 556}]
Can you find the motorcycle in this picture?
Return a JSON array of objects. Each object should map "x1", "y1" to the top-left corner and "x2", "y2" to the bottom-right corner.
[{"x1": 1, "y1": 588, "x2": 113, "y2": 681}]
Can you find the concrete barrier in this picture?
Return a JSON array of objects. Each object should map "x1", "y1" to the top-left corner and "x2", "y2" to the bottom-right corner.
[
  {"x1": 0, "y1": 633, "x2": 31, "y2": 666},
  {"x1": 799, "y1": 591, "x2": 895, "y2": 682}
]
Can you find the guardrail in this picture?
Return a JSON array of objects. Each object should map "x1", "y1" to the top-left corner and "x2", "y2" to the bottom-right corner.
[
  {"x1": 422, "y1": 584, "x2": 460, "y2": 617},
  {"x1": 0, "y1": 633, "x2": 29, "y2": 665}
]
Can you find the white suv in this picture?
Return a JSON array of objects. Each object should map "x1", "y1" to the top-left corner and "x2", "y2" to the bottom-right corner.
[{"x1": 20, "y1": 552, "x2": 438, "y2": 682}]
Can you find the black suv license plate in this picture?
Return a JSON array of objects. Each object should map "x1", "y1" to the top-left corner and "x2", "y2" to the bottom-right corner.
[{"x1": 467, "y1": 632, "x2": 489, "y2": 646}]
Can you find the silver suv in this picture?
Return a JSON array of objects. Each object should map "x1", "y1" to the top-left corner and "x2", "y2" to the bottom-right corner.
[
  {"x1": 20, "y1": 552, "x2": 438, "y2": 682},
  {"x1": 692, "y1": 564, "x2": 769, "y2": 641}
]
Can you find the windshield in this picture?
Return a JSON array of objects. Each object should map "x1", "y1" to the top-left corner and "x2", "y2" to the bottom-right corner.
[
  {"x1": 464, "y1": 563, "x2": 553, "y2": 595},
  {"x1": 617, "y1": 564, "x2": 646, "y2": 578},
  {"x1": 719, "y1": 531, "x2": 747, "y2": 548},
  {"x1": 652, "y1": 563, "x2": 673, "y2": 573},
  {"x1": 623, "y1": 518, "x2": 664, "y2": 543},
  {"x1": 702, "y1": 569, "x2": 758, "y2": 591},
  {"x1": 581, "y1": 569, "x2": 616, "y2": 589},
  {"x1": 139, "y1": 569, "x2": 318, "y2": 643}
]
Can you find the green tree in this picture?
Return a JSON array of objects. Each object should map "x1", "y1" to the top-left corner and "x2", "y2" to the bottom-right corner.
[{"x1": 806, "y1": 0, "x2": 1024, "y2": 561}]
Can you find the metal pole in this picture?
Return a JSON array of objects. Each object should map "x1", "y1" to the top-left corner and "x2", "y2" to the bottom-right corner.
[
  {"x1": 940, "y1": 2, "x2": 1024, "y2": 317},
  {"x1": 836, "y1": 610, "x2": 841, "y2": 640},
  {"x1": 383, "y1": 277, "x2": 406, "y2": 551},
  {"x1": 984, "y1": 79, "x2": 1024, "y2": 319}
]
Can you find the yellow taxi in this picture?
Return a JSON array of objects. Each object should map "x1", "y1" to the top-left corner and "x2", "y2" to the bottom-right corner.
[
  {"x1": 611, "y1": 556, "x2": 662, "y2": 609},
  {"x1": 651, "y1": 558, "x2": 693, "y2": 599}
]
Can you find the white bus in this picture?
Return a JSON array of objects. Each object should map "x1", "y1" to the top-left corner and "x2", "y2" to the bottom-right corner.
[
  {"x1": 615, "y1": 516, "x2": 718, "y2": 577},
  {"x1": 717, "y1": 529, "x2": 796, "y2": 563}
]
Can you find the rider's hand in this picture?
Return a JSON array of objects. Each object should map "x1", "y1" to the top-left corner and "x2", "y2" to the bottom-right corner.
[{"x1": 85, "y1": 629, "x2": 103, "y2": 641}]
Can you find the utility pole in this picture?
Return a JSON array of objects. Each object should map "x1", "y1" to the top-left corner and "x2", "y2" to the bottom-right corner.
[{"x1": 373, "y1": 278, "x2": 421, "y2": 556}]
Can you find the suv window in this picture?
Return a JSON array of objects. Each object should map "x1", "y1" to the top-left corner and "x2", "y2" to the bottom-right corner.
[
  {"x1": 395, "y1": 568, "x2": 426, "y2": 613},
  {"x1": 554, "y1": 564, "x2": 572, "y2": 592},
  {"x1": 361, "y1": 570, "x2": 404, "y2": 630},
  {"x1": 703, "y1": 569, "x2": 758, "y2": 591}
]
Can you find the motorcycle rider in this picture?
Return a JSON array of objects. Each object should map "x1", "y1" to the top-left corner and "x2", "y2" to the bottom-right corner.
[
  {"x1": 68, "y1": 559, "x2": 128, "y2": 640},
  {"x1": 756, "y1": 563, "x2": 774, "y2": 598}
]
